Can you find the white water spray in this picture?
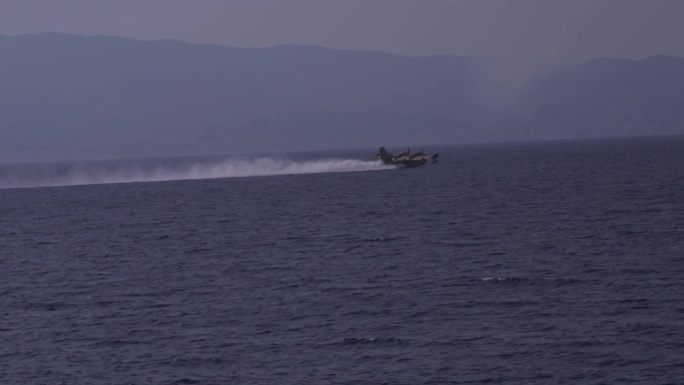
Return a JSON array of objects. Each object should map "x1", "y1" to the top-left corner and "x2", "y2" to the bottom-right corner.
[{"x1": 0, "y1": 156, "x2": 395, "y2": 189}]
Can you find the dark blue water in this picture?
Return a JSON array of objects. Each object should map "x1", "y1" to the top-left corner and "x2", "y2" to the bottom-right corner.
[{"x1": 1, "y1": 137, "x2": 683, "y2": 384}]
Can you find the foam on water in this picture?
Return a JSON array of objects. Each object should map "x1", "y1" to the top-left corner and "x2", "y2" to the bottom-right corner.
[{"x1": 0, "y1": 156, "x2": 396, "y2": 189}]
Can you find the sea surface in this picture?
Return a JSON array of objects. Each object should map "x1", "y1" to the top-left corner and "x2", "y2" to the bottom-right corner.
[{"x1": 1, "y1": 137, "x2": 683, "y2": 384}]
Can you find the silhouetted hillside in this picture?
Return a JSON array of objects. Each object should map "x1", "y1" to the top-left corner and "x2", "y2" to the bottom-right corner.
[
  {"x1": 0, "y1": 33, "x2": 503, "y2": 162},
  {"x1": 3, "y1": 33, "x2": 684, "y2": 163},
  {"x1": 523, "y1": 55, "x2": 684, "y2": 138}
]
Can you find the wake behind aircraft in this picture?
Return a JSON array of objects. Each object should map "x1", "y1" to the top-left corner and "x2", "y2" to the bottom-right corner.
[{"x1": 376, "y1": 147, "x2": 439, "y2": 167}]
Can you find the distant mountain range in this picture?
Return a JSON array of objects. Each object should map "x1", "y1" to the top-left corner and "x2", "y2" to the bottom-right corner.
[
  {"x1": 523, "y1": 54, "x2": 684, "y2": 138},
  {"x1": 1, "y1": 33, "x2": 683, "y2": 162}
]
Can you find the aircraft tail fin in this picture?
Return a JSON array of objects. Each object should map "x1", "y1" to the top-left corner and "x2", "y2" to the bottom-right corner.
[{"x1": 378, "y1": 147, "x2": 393, "y2": 163}]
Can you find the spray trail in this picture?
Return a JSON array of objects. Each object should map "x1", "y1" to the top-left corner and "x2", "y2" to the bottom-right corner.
[{"x1": 0, "y1": 156, "x2": 395, "y2": 189}]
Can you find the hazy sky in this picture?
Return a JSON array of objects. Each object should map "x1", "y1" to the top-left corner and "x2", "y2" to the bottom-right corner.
[{"x1": 2, "y1": 0, "x2": 683, "y2": 81}]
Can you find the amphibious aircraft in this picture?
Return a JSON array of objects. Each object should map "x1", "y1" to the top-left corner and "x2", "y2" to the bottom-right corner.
[{"x1": 376, "y1": 147, "x2": 439, "y2": 167}]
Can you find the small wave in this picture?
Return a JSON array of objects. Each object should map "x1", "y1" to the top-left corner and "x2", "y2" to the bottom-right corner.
[
  {"x1": 339, "y1": 337, "x2": 407, "y2": 345},
  {"x1": 341, "y1": 310, "x2": 386, "y2": 316},
  {"x1": 432, "y1": 239, "x2": 490, "y2": 247},
  {"x1": 22, "y1": 301, "x2": 75, "y2": 311},
  {"x1": 280, "y1": 235, "x2": 306, "y2": 240},
  {"x1": 35, "y1": 241, "x2": 57, "y2": 245},
  {"x1": 171, "y1": 378, "x2": 200, "y2": 385},
  {"x1": 479, "y1": 277, "x2": 528, "y2": 283},
  {"x1": 478, "y1": 277, "x2": 582, "y2": 286},
  {"x1": 92, "y1": 339, "x2": 143, "y2": 347},
  {"x1": 363, "y1": 237, "x2": 394, "y2": 242}
]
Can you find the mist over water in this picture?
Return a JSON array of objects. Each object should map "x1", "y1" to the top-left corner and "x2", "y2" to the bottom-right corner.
[{"x1": 0, "y1": 155, "x2": 395, "y2": 189}]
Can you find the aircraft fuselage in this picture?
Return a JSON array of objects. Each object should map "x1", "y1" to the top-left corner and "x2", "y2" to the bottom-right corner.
[{"x1": 376, "y1": 147, "x2": 438, "y2": 167}]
